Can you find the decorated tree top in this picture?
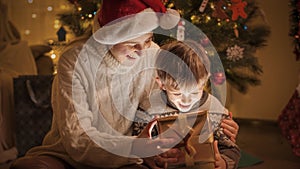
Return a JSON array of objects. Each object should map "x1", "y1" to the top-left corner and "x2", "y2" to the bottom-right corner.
[
  {"x1": 58, "y1": 0, "x2": 270, "y2": 93},
  {"x1": 58, "y1": 0, "x2": 101, "y2": 36}
]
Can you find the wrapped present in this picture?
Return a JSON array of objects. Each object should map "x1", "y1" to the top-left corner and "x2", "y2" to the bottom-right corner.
[
  {"x1": 154, "y1": 111, "x2": 215, "y2": 169},
  {"x1": 13, "y1": 75, "x2": 54, "y2": 157}
]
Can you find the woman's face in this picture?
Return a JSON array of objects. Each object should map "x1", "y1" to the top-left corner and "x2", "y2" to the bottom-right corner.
[{"x1": 109, "y1": 33, "x2": 153, "y2": 66}]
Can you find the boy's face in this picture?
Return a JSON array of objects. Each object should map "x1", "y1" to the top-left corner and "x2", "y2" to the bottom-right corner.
[
  {"x1": 109, "y1": 33, "x2": 153, "y2": 66},
  {"x1": 157, "y1": 78, "x2": 205, "y2": 112}
]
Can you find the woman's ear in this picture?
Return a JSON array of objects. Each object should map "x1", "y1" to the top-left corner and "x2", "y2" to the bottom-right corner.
[{"x1": 155, "y1": 77, "x2": 166, "y2": 90}]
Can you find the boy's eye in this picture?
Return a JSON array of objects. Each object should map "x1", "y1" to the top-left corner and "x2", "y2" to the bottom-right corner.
[{"x1": 173, "y1": 93, "x2": 181, "y2": 96}]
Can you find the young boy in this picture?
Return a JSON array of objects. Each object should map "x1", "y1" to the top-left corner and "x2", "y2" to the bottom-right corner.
[{"x1": 133, "y1": 40, "x2": 240, "y2": 169}]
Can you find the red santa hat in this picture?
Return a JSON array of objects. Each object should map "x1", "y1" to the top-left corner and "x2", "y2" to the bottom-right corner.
[{"x1": 93, "y1": 0, "x2": 180, "y2": 45}]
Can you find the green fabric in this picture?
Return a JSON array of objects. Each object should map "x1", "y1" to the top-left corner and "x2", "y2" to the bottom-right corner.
[{"x1": 238, "y1": 151, "x2": 263, "y2": 168}]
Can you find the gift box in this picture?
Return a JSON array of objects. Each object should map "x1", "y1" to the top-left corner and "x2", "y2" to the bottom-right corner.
[{"x1": 154, "y1": 111, "x2": 215, "y2": 168}]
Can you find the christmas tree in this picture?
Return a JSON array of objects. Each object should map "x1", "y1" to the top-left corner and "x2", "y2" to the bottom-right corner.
[
  {"x1": 58, "y1": 0, "x2": 270, "y2": 93},
  {"x1": 58, "y1": 0, "x2": 101, "y2": 37}
]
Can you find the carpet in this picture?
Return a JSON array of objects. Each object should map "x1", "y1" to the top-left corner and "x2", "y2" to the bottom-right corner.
[{"x1": 238, "y1": 151, "x2": 263, "y2": 168}]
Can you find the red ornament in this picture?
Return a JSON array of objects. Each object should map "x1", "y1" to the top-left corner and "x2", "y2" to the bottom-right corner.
[
  {"x1": 212, "y1": 0, "x2": 229, "y2": 19},
  {"x1": 200, "y1": 38, "x2": 210, "y2": 47},
  {"x1": 229, "y1": 0, "x2": 248, "y2": 21},
  {"x1": 213, "y1": 72, "x2": 226, "y2": 85}
]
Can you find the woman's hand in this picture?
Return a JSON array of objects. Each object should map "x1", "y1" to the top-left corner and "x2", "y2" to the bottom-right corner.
[
  {"x1": 135, "y1": 120, "x2": 186, "y2": 168},
  {"x1": 221, "y1": 112, "x2": 239, "y2": 142},
  {"x1": 214, "y1": 140, "x2": 226, "y2": 169},
  {"x1": 143, "y1": 157, "x2": 162, "y2": 169},
  {"x1": 131, "y1": 119, "x2": 180, "y2": 158}
]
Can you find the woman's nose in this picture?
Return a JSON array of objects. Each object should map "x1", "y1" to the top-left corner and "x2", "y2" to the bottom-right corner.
[{"x1": 133, "y1": 44, "x2": 146, "y2": 56}]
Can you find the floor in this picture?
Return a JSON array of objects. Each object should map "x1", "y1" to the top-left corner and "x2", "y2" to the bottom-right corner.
[
  {"x1": 1, "y1": 119, "x2": 300, "y2": 169},
  {"x1": 236, "y1": 118, "x2": 300, "y2": 169}
]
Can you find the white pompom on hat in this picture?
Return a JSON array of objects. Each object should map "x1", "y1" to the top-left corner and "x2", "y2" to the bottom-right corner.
[{"x1": 93, "y1": 0, "x2": 180, "y2": 45}]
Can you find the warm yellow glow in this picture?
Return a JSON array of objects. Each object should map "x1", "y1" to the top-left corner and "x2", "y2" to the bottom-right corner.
[
  {"x1": 60, "y1": 5, "x2": 66, "y2": 10},
  {"x1": 48, "y1": 40, "x2": 54, "y2": 45},
  {"x1": 168, "y1": 3, "x2": 174, "y2": 8},
  {"x1": 88, "y1": 14, "x2": 93, "y2": 18},
  {"x1": 206, "y1": 16, "x2": 211, "y2": 23},
  {"x1": 210, "y1": 2, "x2": 215, "y2": 9},
  {"x1": 54, "y1": 19, "x2": 60, "y2": 29},
  {"x1": 217, "y1": 22, "x2": 221, "y2": 26},
  {"x1": 31, "y1": 13, "x2": 37, "y2": 18},
  {"x1": 78, "y1": 7, "x2": 82, "y2": 11},
  {"x1": 50, "y1": 53, "x2": 56, "y2": 59},
  {"x1": 54, "y1": 24, "x2": 60, "y2": 29},
  {"x1": 24, "y1": 30, "x2": 30, "y2": 35},
  {"x1": 191, "y1": 15, "x2": 196, "y2": 21},
  {"x1": 178, "y1": 10, "x2": 184, "y2": 16}
]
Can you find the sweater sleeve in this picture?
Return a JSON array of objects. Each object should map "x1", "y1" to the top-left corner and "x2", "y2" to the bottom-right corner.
[
  {"x1": 207, "y1": 95, "x2": 241, "y2": 169},
  {"x1": 219, "y1": 145, "x2": 241, "y2": 169},
  {"x1": 52, "y1": 43, "x2": 141, "y2": 168}
]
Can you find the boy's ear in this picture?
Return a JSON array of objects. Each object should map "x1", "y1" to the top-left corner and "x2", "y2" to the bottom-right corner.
[{"x1": 155, "y1": 77, "x2": 166, "y2": 90}]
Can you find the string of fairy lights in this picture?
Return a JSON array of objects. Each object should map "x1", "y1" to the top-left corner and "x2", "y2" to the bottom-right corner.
[
  {"x1": 170, "y1": 1, "x2": 249, "y2": 35},
  {"x1": 59, "y1": 0, "x2": 270, "y2": 93}
]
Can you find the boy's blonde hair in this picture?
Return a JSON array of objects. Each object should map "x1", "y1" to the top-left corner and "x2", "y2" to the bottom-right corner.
[{"x1": 156, "y1": 40, "x2": 210, "y2": 89}]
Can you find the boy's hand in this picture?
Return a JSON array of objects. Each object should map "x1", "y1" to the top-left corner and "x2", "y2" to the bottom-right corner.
[
  {"x1": 214, "y1": 140, "x2": 226, "y2": 169},
  {"x1": 152, "y1": 148, "x2": 184, "y2": 168},
  {"x1": 143, "y1": 157, "x2": 163, "y2": 169},
  {"x1": 143, "y1": 148, "x2": 183, "y2": 169},
  {"x1": 221, "y1": 112, "x2": 239, "y2": 142}
]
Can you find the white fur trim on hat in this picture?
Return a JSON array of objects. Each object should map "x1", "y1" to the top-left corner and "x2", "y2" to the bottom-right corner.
[
  {"x1": 159, "y1": 9, "x2": 180, "y2": 30},
  {"x1": 93, "y1": 8, "x2": 180, "y2": 45},
  {"x1": 93, "y1": 8, "x2": 159, "y2": 45}
]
